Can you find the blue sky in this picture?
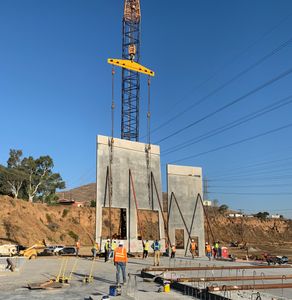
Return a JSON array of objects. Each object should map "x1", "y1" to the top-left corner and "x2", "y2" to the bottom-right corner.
[{"x1": 1, "y1": 1, "x2": 292, "y2": 217}]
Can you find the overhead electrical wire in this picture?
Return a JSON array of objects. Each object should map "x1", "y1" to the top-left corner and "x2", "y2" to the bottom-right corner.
[
  {"x1": 162, "y1": 94, "x2": 292, "y2": 155},
  {"x1": 208, "y1": 174, "x2": 292, "y2": 182},
  {"x1": 208, "y1": 191, "x2": 292, "y2": 195},
  {"x1": 210, "y1": 183, "x2": 292, "y2": 188},
  {"x1": 145, "y1": 13, "x2": 292, "y2": 138},
  {"x1": 150, "y1": 35, "x2": 292, "y2": 140},
  {"x1": 207, "y1": 155, "x2": 292, "y2": 178},
  {"x1": 170, "y1": 121, "x2": 292, "y2": 164},
  {"x1": 156, "y1": 66, "x2": 292, "y2": 144},
  {"x1": 207, "y1": 165, "x2": 292, "y2": 180}
]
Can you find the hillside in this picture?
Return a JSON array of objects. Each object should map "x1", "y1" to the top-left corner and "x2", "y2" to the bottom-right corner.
[
  {"x1": 0, "y1": 196, "x2": 95, "y2": 246},
  {"x1": 57, "y1": 183, "x2": 96, "y2": 203},
  {"x1": 205, "y1": 212, "x2": 292, "y2": 244},
  {"x1": 1, "y1": 196, "x2": 292, "y2": 256}
]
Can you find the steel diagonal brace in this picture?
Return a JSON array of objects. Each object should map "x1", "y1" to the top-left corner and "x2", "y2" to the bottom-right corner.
[{"x1": 108, "y1": 58, "x2": 155, "y2": 76}]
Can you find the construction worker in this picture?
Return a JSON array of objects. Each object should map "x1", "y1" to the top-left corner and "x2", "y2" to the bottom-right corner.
[
  {"x1": 170, "y1": 244, "x2": 176, "y2": 259},
  {"x1": 151, "y1": 239, "x2": 161, "y2": 266},
  {"x1": 205, "y1": 242, "x2": 212, "y2": 261},
  {"x1": 190, "y1": 239, "x2": 197, "y2": 259},
  {"x1": 104, "y1": 239, "x2": 110, "y2": 262},
  {"x1": 113, "y1": 241, "x2": 128, "y2": 285},
  {"x1": 214, "y1": 241, "x2": 219, "y2": 259},
  {"x1": 91, "y1": 241, "x2": 99, "y2": 259},
  {"x1": 143, "y1": 240, "x2": 149, "y2": 259},
  {"x1": 76, "y1": 240, "x2": 81, "y2": 257},
  {"x1": 109, "y1": 240, "x2": 117, "y2": 260}
]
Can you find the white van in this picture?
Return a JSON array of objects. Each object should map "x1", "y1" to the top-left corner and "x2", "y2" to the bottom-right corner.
[{"x1": 0, "y1": 244, "x2": 18, "y2": 256}]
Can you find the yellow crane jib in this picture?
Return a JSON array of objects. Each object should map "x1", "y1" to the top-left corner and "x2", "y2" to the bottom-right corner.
[{"x1": 107, "y1": 58, "x2": 155, "y2": 77}]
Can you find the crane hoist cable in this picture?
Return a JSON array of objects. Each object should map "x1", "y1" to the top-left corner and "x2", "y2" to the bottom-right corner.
[
  {"x1": 146, "y1": 75, "x2": 152, "y2": 208},
  {"x1": 108, "y1": 66, "x2": 115, "y2": 243}
]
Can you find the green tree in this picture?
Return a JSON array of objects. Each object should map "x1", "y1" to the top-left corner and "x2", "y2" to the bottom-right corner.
[
  {"x1": 3, "y1": 168, "x2": 27, "y2": 199},
  {"x1": 255, "y1": 211, "x2": 269, "y2": 220},
  {"x1": 21, "y1": 155, "x2": 65, "y2": 202},
  {"x1": 218, "y1": 204, "x2": 229, "y2": 214},
  {"x1": 3, "y1": 149, "x2": 65, "y2": 202},
  {"x1": 7, "y1": 149, "x2": 23, "y2": 168}
]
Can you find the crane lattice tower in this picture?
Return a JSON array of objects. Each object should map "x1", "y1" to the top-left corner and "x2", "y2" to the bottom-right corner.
[{"x1": 121, "y1": 0, "x2": 141, "y2": 141}]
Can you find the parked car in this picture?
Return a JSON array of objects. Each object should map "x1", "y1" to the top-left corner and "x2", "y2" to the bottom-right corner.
[
  {"x1": 264, "y1": 253, "x2": 289, "y2": 265},
  {"x1": 59, "y1": 247, "x2": 77, "y2": 255},
  {"x1": 53, "y1": 245, "x2": 65, "y2": 255},
  {"x1": 44, "y1": 246, "x2": 55, "y2": 253}
]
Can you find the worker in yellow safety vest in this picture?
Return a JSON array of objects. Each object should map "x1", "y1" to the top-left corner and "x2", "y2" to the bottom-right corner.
[
  {"x1": 143, "y1": 240, "x2": 149, "y2": 259},
  {"x1": 114, "y1": 241, "x2": 128, "y2": 285},
  {"x1": 104, "y1": 239, "x2": 110, "y2": 262}
]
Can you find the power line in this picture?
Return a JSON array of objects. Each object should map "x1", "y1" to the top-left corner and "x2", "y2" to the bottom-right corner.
[
  {"x1": 208, "y1": 165, "x2": 292, "y2": 180},
  {"x1": 171, "y1": 121, "x2": 292, "y2": 164},
  {"x1": 150, "y1": 36, "x2": 292, "y2": 140},
  {"x1": 210, "y1": 183, "x2": 292, "y2": 188},
  {"x1": 207, "y1": 155, "x2": 292, "y2": 179},
  {"x1": 162, "y1": 94, "x2": 292, "y2": 155},
  {"x1": 156, "y1": 66, "x2": 292, "y2": 144},
  {"x1": 209, "y1": 174, "x2": 292, "y2": 182},
  {"x1": 146, "y1": 13, "x2": 292, "y2": 138},
  {"x1": 209, "y1": 191, "x2": 292, "y2": 195}
]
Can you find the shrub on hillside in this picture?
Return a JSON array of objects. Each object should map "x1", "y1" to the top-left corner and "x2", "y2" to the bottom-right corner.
[
  {"x1": 62, "y1": 208, "x2": 69, "y2": 218},
  {"x1": 68, "y1": 230, "x2": 79, "y2": 242}
]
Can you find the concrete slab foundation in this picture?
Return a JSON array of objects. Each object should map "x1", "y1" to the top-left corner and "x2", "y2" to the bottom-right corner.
[
  {"x1": 167, "y1": 164, "x2": 205, "y2": 256},
  {"x1": 96, "y1": 135, "x2": 165, "y2": 252}
]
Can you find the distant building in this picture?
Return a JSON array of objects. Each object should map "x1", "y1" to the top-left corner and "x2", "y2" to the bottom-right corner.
[
  {"x1": 57, "y1": 199, "x2": 84, "y2": 207},
  {"x1": 228, "y1": 213, "x2": 243, "y2": 218},
  {"x1": 203, "y1": 200, "x2": 212, "y2": 207},
  {"x1": 270, "y1": 214, "x2": 281, "y2": 219},
  {"x1": 57, "y1": 199, "x2": 75, "y2": 205}
]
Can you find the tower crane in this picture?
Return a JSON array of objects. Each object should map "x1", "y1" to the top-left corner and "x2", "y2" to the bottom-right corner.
[{"x1": 108, "y1": 0, "x2": 154, "y2": 141}]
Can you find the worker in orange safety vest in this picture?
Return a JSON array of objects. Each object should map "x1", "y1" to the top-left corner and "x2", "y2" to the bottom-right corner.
[
  {"x1": 114, "y1": 241, "x2": 128, "y2": 285},
  {"x1": 190, "y1": 239, "x2": 197, "y2": 259},
  {"x1": 205, "y1": 242, "x2": 212, "y2": 261}
]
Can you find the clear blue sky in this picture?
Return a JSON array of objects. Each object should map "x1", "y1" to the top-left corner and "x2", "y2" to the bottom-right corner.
[{"x1": 1, "y1": 1, "x2": 292, "y2": 217}]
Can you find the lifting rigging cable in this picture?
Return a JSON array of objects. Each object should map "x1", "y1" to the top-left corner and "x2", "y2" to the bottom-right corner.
[
  {"x1": 146, "y1": 76, "x2": 152, "y2": 208},
  {"x1": 108, "y1": 66, "x2": 115, "y2": 243}
]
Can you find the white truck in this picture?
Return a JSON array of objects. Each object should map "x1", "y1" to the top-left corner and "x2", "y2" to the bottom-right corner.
[{"x1": 0, "y1": 244, "x2": 18, "y2": 257}]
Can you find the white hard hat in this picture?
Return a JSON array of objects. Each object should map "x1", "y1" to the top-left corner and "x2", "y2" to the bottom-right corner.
[{"x1": 119, "y1": 241, "x2": 124, "y2": 246}]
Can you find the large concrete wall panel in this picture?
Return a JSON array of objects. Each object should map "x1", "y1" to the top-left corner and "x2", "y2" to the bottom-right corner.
[
  {"x1": 96, "y1": 135, "x2": 165, "y2": 252},
  {"x1": 167, "y1": 164, "x2": 205, "y2": 256}
]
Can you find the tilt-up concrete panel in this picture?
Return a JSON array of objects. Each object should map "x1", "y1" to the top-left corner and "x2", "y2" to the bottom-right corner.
[
  {"x1": 96, "y1": 135, "x2": 165, "y2": 253},
  {"x1": 167, "y1": 164, "x2": 205, "y2": 256}
]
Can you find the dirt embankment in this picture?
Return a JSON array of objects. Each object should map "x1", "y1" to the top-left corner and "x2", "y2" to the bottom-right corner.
[
  {"x1": 1, "y1": 196, "x2": 292, "y2": 251},
  {"x1": 0, "y1": 196, "x2": 95, "y2": 246},
  {"x1": 205, "y1": 212, "x2": 292, "y2": 245}
]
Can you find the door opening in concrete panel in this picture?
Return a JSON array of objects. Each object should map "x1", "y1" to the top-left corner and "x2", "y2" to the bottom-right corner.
[
  {"x1": 175, "y1": 229, "x2": 184, "y2": 249},
  {"x1": 137, "y1": 209, "x2": 160, "y2": 240},
  {"x1": 102, "y1": 207, "x2": 127, "y2": 240}
]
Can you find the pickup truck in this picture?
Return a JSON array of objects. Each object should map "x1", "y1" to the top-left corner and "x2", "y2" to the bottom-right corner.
[{"x1": 0, "y1": 244, "x2": 18, "y2": 257}]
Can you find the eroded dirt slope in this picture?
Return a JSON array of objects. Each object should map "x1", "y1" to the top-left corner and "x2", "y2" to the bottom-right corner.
[{"x1": 0, "y1": 196, "x2": 95, "y2": 246}]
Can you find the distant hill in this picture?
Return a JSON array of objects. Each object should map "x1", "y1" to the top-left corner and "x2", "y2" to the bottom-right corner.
[{"x1": 57, "y1": 183, "x2": 96, "y2": 204}]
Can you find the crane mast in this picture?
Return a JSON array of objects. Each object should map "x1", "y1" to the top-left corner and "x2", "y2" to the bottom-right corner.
[{"x1": 121, "y1": 0, "x2": 141, "y2": 141}]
